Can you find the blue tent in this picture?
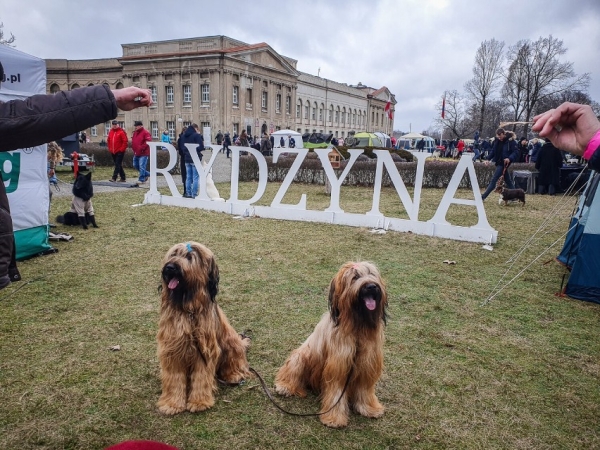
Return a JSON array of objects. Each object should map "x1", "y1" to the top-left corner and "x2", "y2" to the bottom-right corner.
[{"x1": 556, "y1": 171, "x2": 600, "y2": 303}]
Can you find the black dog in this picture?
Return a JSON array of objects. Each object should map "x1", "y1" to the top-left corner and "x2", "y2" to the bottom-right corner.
[
  {"x1": 495, "y1": 185, "x2": 526, "y2": 206},
  {"x1": 56, "y1": 172, "x2": 98, "y2": 229}
]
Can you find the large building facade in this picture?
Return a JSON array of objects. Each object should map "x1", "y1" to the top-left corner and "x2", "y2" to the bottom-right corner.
[{"x1": 45, "y1": 36, "x2": 395, "y2": 143}]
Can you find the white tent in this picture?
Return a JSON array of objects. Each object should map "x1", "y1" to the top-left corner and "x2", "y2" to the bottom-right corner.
[
  {"x1": 0, "y1": 46, "x2": 52, "y2": 260},
  {"x1": 271, "y1": 129, "x2": 304, "y2": 149}
]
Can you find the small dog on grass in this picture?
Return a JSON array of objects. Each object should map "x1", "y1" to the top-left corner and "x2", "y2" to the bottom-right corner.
[
  {"x1": 275, "y1": 261, "x2": 388, "y2": 428},
  {"x1": 495, "y1": 181, "x2": 526, "y2": 206},
  {"x1": 56, "y1": 172, "x2": 98, "y2": 229}
]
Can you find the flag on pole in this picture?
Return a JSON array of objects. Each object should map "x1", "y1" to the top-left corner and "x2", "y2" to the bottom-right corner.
[
  {"x1": 441, "y1": 94, "x2": 446, "y2": 119},
  {"x1": 385, "y1": 99, "x2": 393, "y2": 120}
]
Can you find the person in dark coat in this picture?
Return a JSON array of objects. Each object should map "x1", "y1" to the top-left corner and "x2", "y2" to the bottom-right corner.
[
  {"x1": 223, "y1": 132, "x2": 232, "y2": 158},
  {"x1": 181, "y1": 124, "x2": 204, "y2": 198},
  {"x1": 176, "y1": 127, "x2": 188, "y2": 196},
  {"x1": 481, "y1": 129, "x2": 521, "y2": 200},
  {"x1": 535, "y1": 142, "x2": 564, "y2": 195},
  {"x1": 0, "y1": 62, "x2": 151, "y2": 289}
]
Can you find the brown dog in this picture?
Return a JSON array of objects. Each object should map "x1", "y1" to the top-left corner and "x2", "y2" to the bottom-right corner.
[
  {"x1": 495, "y1": 184, "x2": 526, "y2": 206},
  {"x1": 274, "y1": 261, "x2": 388, "y2": 428},
  {"x1": 157, "y1": 242, "x2": 250, "y2": 415}
]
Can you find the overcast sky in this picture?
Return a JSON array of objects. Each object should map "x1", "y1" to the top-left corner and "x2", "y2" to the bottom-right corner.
[{"x1": 3, "y1": 0, "x2": 599, "y2": 134}]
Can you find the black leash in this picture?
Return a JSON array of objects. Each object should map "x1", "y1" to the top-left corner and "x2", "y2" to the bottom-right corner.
[{"x1": 248, "y1": 366, "x2": 353, "y2": 417}]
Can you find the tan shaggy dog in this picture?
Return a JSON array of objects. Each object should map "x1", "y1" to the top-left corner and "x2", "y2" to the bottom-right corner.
[
  {"x1": 275, "y1": 261, "x2": 388, "y2": 428},
  {"x1": 157, "y1": 242, "x2": 251, "y2": 415}
]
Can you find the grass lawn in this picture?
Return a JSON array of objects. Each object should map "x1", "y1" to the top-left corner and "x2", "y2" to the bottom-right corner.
[{"x1": 1, "y1": 167, "x2": 599, "y2": 449}]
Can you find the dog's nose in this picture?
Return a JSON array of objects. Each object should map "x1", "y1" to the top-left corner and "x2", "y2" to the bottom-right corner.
[
  {"x1": 365, "y1": 283, "x2": 377, "y2": 291},
  {"x1": 163, "y1": 263, "x2": 178, "y2": 275}
]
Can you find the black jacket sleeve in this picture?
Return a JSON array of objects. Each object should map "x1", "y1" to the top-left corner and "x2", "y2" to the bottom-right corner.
[{"x1": 0, "y1": 85, "x2": 117, "y2": 152}]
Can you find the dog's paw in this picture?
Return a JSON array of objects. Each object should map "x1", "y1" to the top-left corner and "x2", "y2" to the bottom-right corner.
[
  {"x1": 354, "y1": 401, "x2": 385, "y2": 418},
  {"x1": 157, "y1": 403, "x2": 185, "y2": 415},
  {"x1": 186, "y1": 400, "x2": 214, "y2": 413},
  {"x1": 274, "y1": 383, "x2": 307, "y2": 398},
  {"x1": 319, "y1": 412, "x2": 348, "y2": 428}
]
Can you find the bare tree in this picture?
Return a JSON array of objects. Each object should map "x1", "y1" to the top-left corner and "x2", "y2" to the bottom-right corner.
[
  {"x1": 435, "y1": 90, "x2": 469, "y2": 139},
  {"x1": 503, "y1": 35, "x2": 590, "y2": 135},
  {"x1": 0, "y1": 22, "x2": 15, "y2": 47},
  {"x1": 464, "y1": 39, "x2": 505, "y2": 134}
]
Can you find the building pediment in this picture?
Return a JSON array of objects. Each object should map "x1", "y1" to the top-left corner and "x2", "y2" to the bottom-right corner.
[{"x1": 226, "y1": 45, "x2": 299, "y2": 77}]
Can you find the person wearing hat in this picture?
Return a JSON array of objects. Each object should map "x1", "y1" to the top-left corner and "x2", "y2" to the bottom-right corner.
[
  {"x1": 131, "y1": 121, "x2": 152, "y2": 185},
  {"x1": 0, "y1": 60, "x2": 152, "y2": 289},
  {"x1": 107, "y1": 120, "x2": 128, "y2": 182}
]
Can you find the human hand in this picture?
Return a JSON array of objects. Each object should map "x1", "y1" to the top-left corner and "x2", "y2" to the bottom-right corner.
[
  {"x1": 532, "y1": 102, "x2": 600, "y2": 155},
  {"x1": 111, "y1": 87, "x2": 153, "y2": 111}
]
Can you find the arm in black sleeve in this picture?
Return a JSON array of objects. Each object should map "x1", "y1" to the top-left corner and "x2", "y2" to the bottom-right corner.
[{"x1": 0, "y1": 85, "x2": 117, "y2": 152}]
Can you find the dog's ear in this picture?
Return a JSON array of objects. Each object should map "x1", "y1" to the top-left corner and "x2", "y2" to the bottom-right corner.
[
  {"x1": 328, "y1": 279, "x2": 340, "y2": 326},
  {"x1": 207, "y1": 257, "x2": 219, "y2": 302}
]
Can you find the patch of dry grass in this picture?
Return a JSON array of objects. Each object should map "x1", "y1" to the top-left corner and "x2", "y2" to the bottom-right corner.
[{"x1": 1, "y1": 174, "x2": 599, "y2": 449}]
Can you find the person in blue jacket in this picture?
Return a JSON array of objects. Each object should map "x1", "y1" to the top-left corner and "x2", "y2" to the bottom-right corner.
[{"x1": 481, "y1": 128, "x2": 521, "y2": 200}]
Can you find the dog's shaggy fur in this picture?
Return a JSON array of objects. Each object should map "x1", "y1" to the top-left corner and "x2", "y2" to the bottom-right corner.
[
  {"x1": 274, "y1": 261, "x2": 388, "y2": 428},
  {"x1": 157, "y1": 242, "x2": 250, "y2": 415}
]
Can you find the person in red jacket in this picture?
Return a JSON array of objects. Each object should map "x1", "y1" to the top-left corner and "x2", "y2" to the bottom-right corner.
[
  {"x1": 107, "y1": 120, "x2": 128, "y2": 182},
  {"x1": 131, "y1": 120, "x2": 152, "y2": 185}
]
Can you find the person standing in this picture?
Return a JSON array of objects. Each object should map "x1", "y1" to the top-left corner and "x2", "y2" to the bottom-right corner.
[
  {"x1": 107, "y1": 120, "x2": 128, "y2": 182},
  {"x1": 181, "y1": 124, "x2": 204, "y2": 198},
  {"x1": 417, "y1": 138, "x2": 425, "y2": 152},
  {"x1": 176, "y1": 127, "x2": 188, "y2": 197},
  {"x1": 215, "y1": 130, "x2": 224, "y2": 152},
  {"x1": 535, "y1": 141, "x2": 564, "y2": 195},
  {"x1": 223, "y1": 132, "x2": 232, "y2": 158},
  {"x1": 131, "y1": 121, "x2": 152, "y2": 185},
  {"x1": 530, "y1": 138, "x2": 542, "y2": 163},
  {"x1": 280, "y1": 136, "x2": 285, "y2": 148},
  {"x1": 239, "y1": 129, "x2": 249, "y2": 147},
  {"x1": 288, "y1": 135, "x2": 296, "y2": 148},
  {"x1": 161, "y1": 130, "x2": 171, "y2": 150},
  {"x1": 481, "y1": 128, "x2": 520, "y2": 200}
]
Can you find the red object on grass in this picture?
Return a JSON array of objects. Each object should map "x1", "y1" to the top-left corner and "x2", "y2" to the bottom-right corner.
[{"x1": 105, "y1": 440, "x2": 180, "y2": 450}]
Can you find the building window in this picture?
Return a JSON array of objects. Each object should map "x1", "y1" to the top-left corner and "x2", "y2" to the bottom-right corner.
[
  {"x1": 329, "y1": 106, "x2": 333, "y2": 122},
  {"x1": 104, "y1": 121, "x2": 111, "y2": 137},
  {"x1": 233, "y1": 123, "x2": 239, "y2": 135},
  {"x1": 335, "y1": 109, "x2": 339, "y2": 124},
  {"x1": 246, "y1": 88, "x2": 253, "y2": 108},
  {"x1": 286, "y1": 96, "x2": 291, "y2": 114},
  {"x1": 201, "y1": 122, "x2": 210, "y2": 130},
  {"x1": 233, "y1": 86, "x2": 239, "y2": 105},
  {"x1": 304, "y1": 105, "x2": 309, "y2": 120},
  {"x1": 150, "y1": 86, "x2": 157, "y2": 104},
  {"x1": 150, "y1": 121, "x2": 159, "y2": 139},
  {"x1": 312, "y1": 103, "x2": 316, "y2": 120},
  {"x1": 183, "y1": 85, "x2": 192, "y2": 104},
  {"x1": 296, "y1": 103, "x2": 301, "y2": 119},
  {"x1": 91, "y1": 125, "x2": 97, "y2": 137},
  {"x1": 261, "y1": 91, "x2": 268, "y2": 111},
  {"x1": 50, "y1": 84, "x2": 60, "y2": 94},
  {"x1": 166, "y1": 86, "x2": 174, "y2": 104},
  {"x1": 319, "y1": 106, "x2": 323, "y2": 122},
  {"x1": 276, "y1": 94, "x2": 281, "y2": 112},
  {"x1": 201, "y1": 84, "x2": 210, "y2": 104},
  {"x1": 167, "y1": 121, "x2": 175, "y2": 140}
]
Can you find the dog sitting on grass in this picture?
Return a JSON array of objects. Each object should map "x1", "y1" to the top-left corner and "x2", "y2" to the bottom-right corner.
[{"x1": 56, "y1": 172, "x2": 98, "y2": 229}]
